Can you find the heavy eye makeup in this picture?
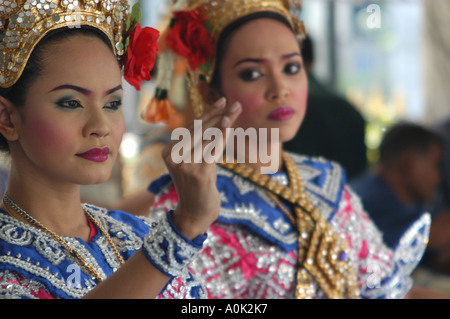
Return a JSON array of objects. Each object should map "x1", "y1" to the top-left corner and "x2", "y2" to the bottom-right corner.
[
  {"x1": 238, "y1": 61, "x2": 302, "y2": 82},
  {"x1": 239, "y1": 69, "x2": 264, "y2": 82},
  {"x1": 104, "y1": 96, "x2": 122, "y2": 111},
  {"x1": 284, "y1": 62, "x2": 301, "y2": 75},
  {"x1": 54, "y1": 96, "x2": 122, "y2": 111},
  {"x1": 54, "y1": 96, "x2": 83, "y2": 110}
]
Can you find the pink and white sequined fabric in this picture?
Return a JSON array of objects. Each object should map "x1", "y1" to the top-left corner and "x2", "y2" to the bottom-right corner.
[
  {"x1": 150, "y1": 154, "x2": 430, "y2": 299},
  {"x1": 186, "y1": 187, "x2": 394, "y2": 298}
]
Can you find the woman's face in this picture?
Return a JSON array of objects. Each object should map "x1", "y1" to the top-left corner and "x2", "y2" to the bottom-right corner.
[
  {"x1": 11, "y1": 34, "x2": 124, "y2": 185},
  {"x1": 219, "y1": 18, "x2": 308, "y2": 143}
]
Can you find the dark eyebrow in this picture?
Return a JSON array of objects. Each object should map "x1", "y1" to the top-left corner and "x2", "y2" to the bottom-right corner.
[
  {"x1": 105, "y1": 85, "x2": 123, "y2": 96},
  {"x1": 233, "y1": 52, "x2": 301, "y2": 68},
  {"x1": 233, "y1": 58, "x2": 267, "y2": 68},
  {"x1": 49, "y1": 85, "x2": 92, "y2": 95},
  {"x1": 49, "y1": 84, "x2": 123, "y2": 97},
  {"x1": 282, "y1": 52, "x2": 301, "y2": 59}
]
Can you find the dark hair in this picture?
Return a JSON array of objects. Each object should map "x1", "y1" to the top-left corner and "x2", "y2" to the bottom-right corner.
[
  {"x1": 379, "y1": 122, "x2": 443, "y2": 166},
  {"x1": 209, "y1": 11, "x2": 298, "y2": 93},
  {"x1": 0, "y1": 26, "x2": 114, "y2": 152},
  {"x1": 301, "y1": 34, "x2": 313, "y2": 66}
]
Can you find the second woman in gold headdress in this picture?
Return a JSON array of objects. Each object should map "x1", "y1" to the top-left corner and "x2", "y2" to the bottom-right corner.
[{"x1": 148, "y1": 0, "x2": 433, "y2": 299}]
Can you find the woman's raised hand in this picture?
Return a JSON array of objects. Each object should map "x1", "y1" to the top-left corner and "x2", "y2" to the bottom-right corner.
[{"x1": 162, "y1": 98, "x2": 242, "y2": 239}]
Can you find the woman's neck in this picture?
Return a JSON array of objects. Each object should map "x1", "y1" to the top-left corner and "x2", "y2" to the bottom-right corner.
[{"x1": 4, "y1": 166, "x2": 90, "y2": 240}]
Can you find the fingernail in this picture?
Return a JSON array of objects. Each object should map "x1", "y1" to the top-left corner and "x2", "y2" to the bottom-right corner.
[
  {"x1": 221, "y1": 116, "x2": 230, "y2": 128},
  {"x1": 214, "y1": 97, "x2": 227, "y2": 108},
  {"x1": 229, "y1": 101, "x2": 241, "y2": 114}
]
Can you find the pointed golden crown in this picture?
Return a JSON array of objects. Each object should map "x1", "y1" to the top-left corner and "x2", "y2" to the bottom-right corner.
[{"x1": 0, "y1": 0, "x2": 130, "y2": 88}]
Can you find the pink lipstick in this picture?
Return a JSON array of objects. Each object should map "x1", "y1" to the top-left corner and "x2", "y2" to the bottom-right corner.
[
  {"x1": 77, "y1": 147, "x2": 110, "y2": 162},
  {"x1": 268, "y1": 106, "x2": 295, "y2": 121}
]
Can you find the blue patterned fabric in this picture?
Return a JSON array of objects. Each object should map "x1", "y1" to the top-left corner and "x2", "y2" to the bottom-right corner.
[{"x1": 0, "y1": 204, "x2": 206, "y2": 299}]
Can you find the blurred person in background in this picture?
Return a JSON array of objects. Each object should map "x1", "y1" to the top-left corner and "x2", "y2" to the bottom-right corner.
[{"x1": 351, "y1": 122, "x2": 450, "y2": 276}]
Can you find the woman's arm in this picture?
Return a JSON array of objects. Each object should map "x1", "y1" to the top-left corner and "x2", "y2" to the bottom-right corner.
[{"x1": 83, "y1": 249, "x2": 170, "y2": 299}]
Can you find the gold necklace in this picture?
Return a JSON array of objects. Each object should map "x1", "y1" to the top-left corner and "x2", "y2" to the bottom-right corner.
[
  {"x1": 2, "y1": 194, "x2": 125, "y2": 283},
  {"x1": 219, "y1": 152, "x2": 360, "y2": 299},
  {"x1": 263, "y1": 153, "x2": 311, "y2": 225},
  {"x1": 265, "y1": 191, "x2": 295, "y2": 224}
]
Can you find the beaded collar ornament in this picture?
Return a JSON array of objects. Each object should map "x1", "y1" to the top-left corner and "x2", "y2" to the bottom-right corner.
[
  {"x1": 0, "y1": 0, "x2": 159, "y2": 90},
  {"x1": 141, "y1": 0, "x2": 306, "y2": 123}
]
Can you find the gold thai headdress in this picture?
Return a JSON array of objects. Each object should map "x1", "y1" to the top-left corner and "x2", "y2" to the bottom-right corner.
[
  {"x1": 141, "y1": 0, "x2": 306, "y2": 123},
  {"x1": 0, "y1": 0, "x2": 159, "y2": 90}
]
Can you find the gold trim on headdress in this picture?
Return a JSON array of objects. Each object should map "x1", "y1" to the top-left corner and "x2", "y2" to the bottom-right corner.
[
  {"x1": 145, "y1": 0, "x2": 306, "y2": 122},
  {"x1": 0, "y1": 0, "x2": 130, "y2": 88}
]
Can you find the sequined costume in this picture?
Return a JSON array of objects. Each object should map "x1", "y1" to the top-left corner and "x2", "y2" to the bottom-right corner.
[
  {"x1": 149, "y1": 153, "x2": 430, "y2": 299},
  {"x1": 0, "y1": 204, "x2": 207, "y2": 299}
]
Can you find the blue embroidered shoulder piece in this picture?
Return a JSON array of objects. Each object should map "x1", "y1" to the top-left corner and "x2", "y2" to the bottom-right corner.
[
  {"x1": 0, "y1": 205, "x2": 146, "y2": 298},
  {"x1": 360, "y1": 213, "x2": 431, "y2": 299}
]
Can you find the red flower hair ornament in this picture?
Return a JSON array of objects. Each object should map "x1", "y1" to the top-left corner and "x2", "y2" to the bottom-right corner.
[
  {"x1": 123, "y1": 23, "x2": 160, "y2": 91},
  {"x1": 165, "y1": 10, "x2": 215, "y2": 71},
  {"x1": 121, "y1": 2, "x2": 160, "y2": 91},
  {"x1": 141, "y1": 9, "x2": 215, "y2": 125}
]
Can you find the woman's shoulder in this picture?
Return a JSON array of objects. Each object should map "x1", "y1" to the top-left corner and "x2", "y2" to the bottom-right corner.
[
  {"x1": 287, "y1": 152, "x2": 347, "y2": 212},
  {"x1": 287, "y1": 151, "x2": 346, "y2": 177},
  {"x1": 148, "y1": 153, "x2": 348, "y2": 213}
]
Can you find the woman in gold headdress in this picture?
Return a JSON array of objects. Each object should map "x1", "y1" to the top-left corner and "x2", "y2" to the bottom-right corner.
[
  {"x1": 148, "y1": 0, "x2": 434, "y2": 299},
  {"x1": 0, "y1": 0, "x2": 241, "y2": 299}
]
